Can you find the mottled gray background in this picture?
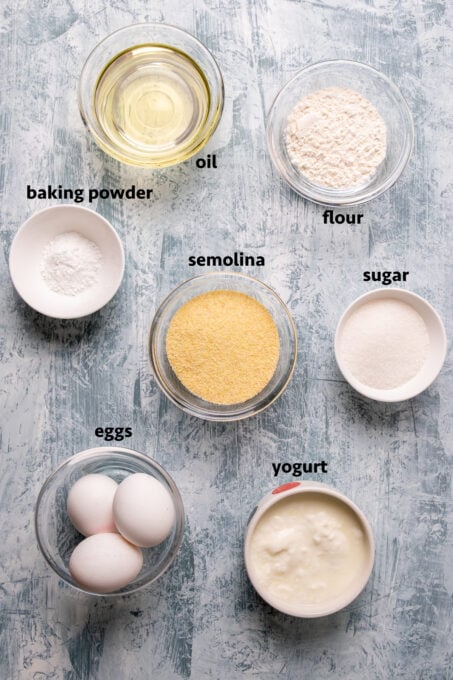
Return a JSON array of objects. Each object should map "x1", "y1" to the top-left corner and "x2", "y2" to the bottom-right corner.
[{"x1": 1, "y1": 1, "x2": 452, "y2": 678}]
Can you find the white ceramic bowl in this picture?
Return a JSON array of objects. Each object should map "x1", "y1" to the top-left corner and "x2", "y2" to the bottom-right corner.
[
  {"x1": 244, "y1": 481, "x2": 375, "y2": 618},
  {"x1": 335, "y1": 288, "x2": 447, "y2": 402},
  {"x1": 9, "y1": 205, "x2": 125, "y2": 319}
]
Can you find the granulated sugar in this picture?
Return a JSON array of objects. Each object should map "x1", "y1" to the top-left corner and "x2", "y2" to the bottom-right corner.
[
  {"x1": 338, "y1": 299, "x2": 430, "y2": 389},
  {"x1": 286, "y1": 87, "x2": 387, "y2": 189}
]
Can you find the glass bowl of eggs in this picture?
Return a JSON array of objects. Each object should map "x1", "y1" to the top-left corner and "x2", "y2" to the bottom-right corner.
[
  {"x1": 35, "y1": 447, "x2": 185, "y2": 596},
  {"x1": 148, "y1": 272, "x2": 298, "y2": 421}
]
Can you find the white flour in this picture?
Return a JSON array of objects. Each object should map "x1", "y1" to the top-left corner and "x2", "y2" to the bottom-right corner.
[
  {"x1": 286, "y1": 87, "x2": 387, "y2": 189},
  {"x1": 40, "y1": 231, "x2": 102, "y2": 296},
  {"x1": 338, "y1": 299, "x2": 430, "y2": 389}
]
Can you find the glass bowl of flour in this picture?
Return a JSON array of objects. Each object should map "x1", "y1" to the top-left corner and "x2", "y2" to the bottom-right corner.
[
  {"x1": 267, "y1": 60, "x2": 414, "y2": 206},
  {"x1": 9, "y1": 205, "x2": 125, "y2": 319}
]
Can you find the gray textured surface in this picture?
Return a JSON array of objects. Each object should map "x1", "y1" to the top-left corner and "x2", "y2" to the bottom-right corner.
[{"x1": 1, "y1": 1, "x2": 452, "y2": 679}]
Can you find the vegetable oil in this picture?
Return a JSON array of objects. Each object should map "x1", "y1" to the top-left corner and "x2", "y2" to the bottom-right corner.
[{"x1": 94, "y1": 44, "x2": 211, "y2": 166}]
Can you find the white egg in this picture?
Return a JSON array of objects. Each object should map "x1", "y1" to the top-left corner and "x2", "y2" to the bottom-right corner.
[
  {"x1": 113, "y1": 473, "x2": 175, "y2": 548},
  {"x1": 69, "y1": 533, "x2": 143, "y2": 593},
  {"x1": 67, "y1": 474, "x2": 118, "y2": 536}
]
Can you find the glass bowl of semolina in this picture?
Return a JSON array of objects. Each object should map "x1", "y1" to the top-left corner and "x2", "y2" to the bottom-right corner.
[{"x1": 148, "y1": 273, "x2": 297, "y2": 421}]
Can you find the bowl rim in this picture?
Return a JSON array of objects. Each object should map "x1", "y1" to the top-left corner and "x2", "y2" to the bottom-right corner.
[
  {"x1": 8, "y1": 204, "x2": 125, "y2": 319},
  {"x1": 244, "y1": 481, "x2": 375, "y2": 618},
  {"x1": 148, "y1": 272, "x2": 298, "y2": 422},
  {"x1": 34, "y1": 446, "x2": 185, "y2": 597},
  {"x1": 266, "y1": 58, "x2": 414, "y2": 206},
  {"x1": 78, "y1": 21, "x2": 225, "y2": 168},
  {"x1": 334, "y1": 287, "x2": 447, "y2": 401}
]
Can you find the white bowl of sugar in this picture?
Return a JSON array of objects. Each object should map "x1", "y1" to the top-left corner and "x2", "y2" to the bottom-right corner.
[
  {"x1": 9, "y1": 205, "x2": 125, "y2": 319},
  {"x1": 335, "y1": 288, "x2": 447, "y2": 402}
]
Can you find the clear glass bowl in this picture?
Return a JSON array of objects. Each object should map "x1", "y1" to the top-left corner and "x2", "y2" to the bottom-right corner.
[
  {"x1": 79, "y1": 23, "x2": 224, "y2": 167},
  {"x1": 35, "y1": 447, "x2": 185, "y2": 596},
  {"x1": 267, "y1": 60, "x2": 414, "y2": 206},
  {"x1": 148, "y1": 273, "x2": 297, "y2": 421}
]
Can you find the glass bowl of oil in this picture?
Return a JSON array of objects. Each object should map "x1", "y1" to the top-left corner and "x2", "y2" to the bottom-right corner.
[{"x1": 79, "y1": 23, "x2": 224, "y2": 167}]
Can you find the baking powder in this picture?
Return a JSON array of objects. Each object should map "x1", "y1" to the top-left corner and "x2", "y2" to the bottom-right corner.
[
  {"x1": 40, "y1": 231, "x2": 102, "y2": 296},
  {"x1": 286, "y1": 87, "x2": 387, "y2": 189},
  {"x1": 338, "y1": 299, "x2": 430, "y2": 389}
]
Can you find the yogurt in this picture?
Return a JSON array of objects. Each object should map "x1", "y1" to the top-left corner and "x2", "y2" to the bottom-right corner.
[{"x1": 245, "y1": 485, "x2": 374, "y2": 617}]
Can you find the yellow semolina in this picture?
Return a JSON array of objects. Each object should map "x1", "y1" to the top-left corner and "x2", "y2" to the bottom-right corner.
[{"x1": 166, "y1": 290, "x2": 280, "y2": 405}]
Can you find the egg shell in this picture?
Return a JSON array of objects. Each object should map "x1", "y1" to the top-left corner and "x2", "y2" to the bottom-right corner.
[
  {"x1": 69, "y1": 533, "x2": 143, "y2": 593},
  {"x1": 67, "y1": 474, "x2": 118, "y2": 536},
  {"x1": 113, "y1": 473, "x2": 175, "y2": 548}
]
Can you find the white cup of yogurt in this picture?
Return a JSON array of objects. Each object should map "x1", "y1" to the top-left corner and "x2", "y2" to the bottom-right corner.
[{"x1": 244, "y1": 481, "x2": 375, "y2": 618}]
